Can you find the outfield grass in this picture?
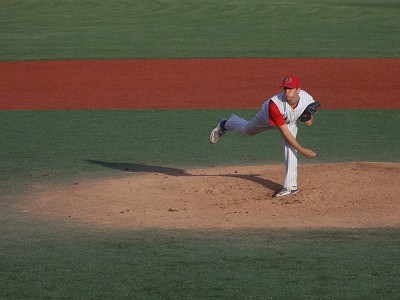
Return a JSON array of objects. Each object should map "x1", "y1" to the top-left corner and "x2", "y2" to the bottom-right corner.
[
  {"x1": 1, "y1": 110, "x2": 399, "y2": 195},
  {"x1": 1, "y1": 0, "x2": 399, "y2": 61}
]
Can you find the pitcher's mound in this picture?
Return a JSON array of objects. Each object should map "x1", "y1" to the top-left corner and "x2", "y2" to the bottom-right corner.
[{"x1": 19, "y1": 162, "x2": 400, "y2": 229}]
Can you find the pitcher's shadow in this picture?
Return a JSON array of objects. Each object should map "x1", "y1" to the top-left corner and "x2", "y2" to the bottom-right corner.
[
  {"x1": 86, "y1": 159, "x2": 282, "y2": 192},
  {"x1": 86, "y1": 159, "x2": 189, "y2": 176}
]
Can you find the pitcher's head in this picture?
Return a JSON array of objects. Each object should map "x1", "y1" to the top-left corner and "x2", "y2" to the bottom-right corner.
[{"x1": 280, "y1": 75, "x2": 301, "y2": 103}]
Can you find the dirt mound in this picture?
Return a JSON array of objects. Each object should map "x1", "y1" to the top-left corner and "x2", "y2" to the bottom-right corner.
[{"x1": 19, "y1": 162, "x2": 400, "y2": 229}]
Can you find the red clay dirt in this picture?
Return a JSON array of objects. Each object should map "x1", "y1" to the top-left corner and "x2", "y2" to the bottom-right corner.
[
  {"x1": 1, "y1": 58, "x2": 400, "y2": 110},
  {"x1": 4, "y1": 58, "x2": 400, "y2": 229}
]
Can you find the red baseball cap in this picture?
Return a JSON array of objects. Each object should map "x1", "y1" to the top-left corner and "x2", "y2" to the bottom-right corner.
[{"x1": 281, "y1": 75, "x2": 301, "y2": 88}]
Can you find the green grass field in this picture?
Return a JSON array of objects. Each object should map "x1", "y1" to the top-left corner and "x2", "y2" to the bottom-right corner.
[
  {"x1": 1, "y1": 0, "x2": 400, "y2": 298},
  {"x1": 1, "y1": 0, "x2": 399, "y2": 61},
  {"x1": 1, "y1": 223, "x2": 400, "y2": 299},
  {"x1": 1, "y1": 110, "x2": 399, "y2": 195}
]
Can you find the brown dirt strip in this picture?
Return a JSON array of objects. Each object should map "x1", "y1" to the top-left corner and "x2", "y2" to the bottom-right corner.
[
  {"x1": 1, "y1": 58, "x2": 399, "y2": 110},
  {"x1": 19, "y1": 162, "x2": 400, "y2": 229}
]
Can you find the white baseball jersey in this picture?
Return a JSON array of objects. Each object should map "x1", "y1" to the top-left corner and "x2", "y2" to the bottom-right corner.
[{"x1": 261, "y1": 90, "x2": 315, "y2": 126}]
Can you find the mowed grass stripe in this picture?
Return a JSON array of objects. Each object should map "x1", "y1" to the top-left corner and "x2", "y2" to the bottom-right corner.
[
  {"x1": 1, "y1": 0, "x2": 399, "y2": 61},
  {"x1": 1, "y1": 110, "x2": 399, "y2": 195},
  {"x1": 1, "y1": 225, "x2": 400, "y2": 298}
]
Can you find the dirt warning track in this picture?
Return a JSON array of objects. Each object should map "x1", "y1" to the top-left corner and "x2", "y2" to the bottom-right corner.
[{"x1": 1, "y1": 58, "x2": 399, "y2": 110}]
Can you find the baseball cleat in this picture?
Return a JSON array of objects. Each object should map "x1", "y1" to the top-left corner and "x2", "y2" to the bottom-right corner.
[
  {"x1": 209, "y1": 118, "x2": 227, "y2": 144},
  {"x1": 275, "y1": 187, "x2": 299, "y2": 197}
]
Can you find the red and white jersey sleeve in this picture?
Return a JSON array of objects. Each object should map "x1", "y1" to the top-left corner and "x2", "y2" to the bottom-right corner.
[{"x1": 268, "y1": 101, "x2": 286, "y2": 126}]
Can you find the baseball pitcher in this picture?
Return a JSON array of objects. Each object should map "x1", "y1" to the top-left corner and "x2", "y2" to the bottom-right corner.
[{"x1": 209, "y1": 75, "x2": 321, "y2": 197}]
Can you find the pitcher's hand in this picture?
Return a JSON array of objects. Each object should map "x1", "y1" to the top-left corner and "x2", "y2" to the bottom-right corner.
[{"x1": 300, "y1": 148, "x2": 317, "y2": 158}]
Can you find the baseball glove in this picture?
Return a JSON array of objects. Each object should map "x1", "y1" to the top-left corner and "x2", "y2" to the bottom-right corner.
[{"x1": 299, "y1": 101, "x2": 321, "y2": 122}]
